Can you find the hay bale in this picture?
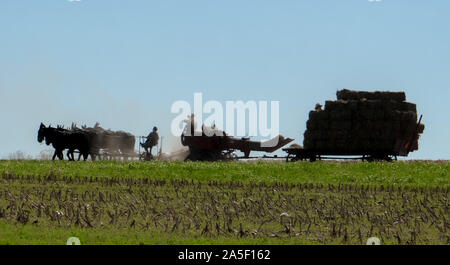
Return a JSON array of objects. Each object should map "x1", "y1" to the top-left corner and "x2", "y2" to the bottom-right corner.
[
  {"x1": 358, "y1": 139, "x2": 372, "y2": 150},
  {"x1": 383, "y1": 110, "x2": 401, "y2": 121},
  {"x1": 401, "y1": 111, "x2": 418, "y2": 123},
  {"x1": 307, "y1": 119, "x2": 329, "y2": 130},
  {"x1": 320, "y1": 120, "x2": 330, "y2": 129},
  {"x1": 403, "y1": 122, "x2": 419, "y2": 135},
  {"x1": 329, "y1": 130, "x2": 350, "y2": 140},
  {"x1": 337, "y1": 89, "x2": 406, "y2": 102},
  {"x1": 315, "y1": 140, "x2": 327, "y2": 150},
  {"x1": 400, "y1": 102, "x2": 417, "y2": 112},
  {"x1": 356, "y1": 109, "x2": 381, "y2": 120},
  {"x1": 325, "y1": 100, "x2": 348, "y2": 112},
  {"x1": 304, "y1": 130, "x2": 329, "y2": 142},
  {"x1": 306, "y1": 120, "x2": 316, "y2": 130},
  {"x1": 329, "y1": 110, "x2": 352, "y2": 120},
  {"x1": 330, "y1": 120, "x2": 351, "y2": 130},
  {"x1": 314, "y1": 130, "x2": 327, "y2": 140},
  {"x1": 303, "y1": 138, "x2": 314, "y2": 149},
  {"x1": 304, "y1": 131, "x2": 314, "y2": 141}
]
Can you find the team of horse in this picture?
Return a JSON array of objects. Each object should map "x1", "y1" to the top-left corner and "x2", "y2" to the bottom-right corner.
[{"x1": 37, "y1": 123, "x2": 135, "y2": 161}]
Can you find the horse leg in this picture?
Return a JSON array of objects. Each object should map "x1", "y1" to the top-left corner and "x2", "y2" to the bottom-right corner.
[
  {"x1": 79, "y1": 151, "x2": 85, "y2": 161},
  {"x1": 67, "y1": 150, "x2": 73, "y2": 161},
  {"x1": 52, "y1": 151, "x2": 57, "y2": 161}
]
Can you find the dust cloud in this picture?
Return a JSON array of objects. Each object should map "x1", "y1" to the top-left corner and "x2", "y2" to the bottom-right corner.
[{"x1": 158, "y1": 135, "x2": 189, "y2": 161}]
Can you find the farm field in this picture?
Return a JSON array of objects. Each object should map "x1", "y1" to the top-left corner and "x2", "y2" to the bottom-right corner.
[{"x1": 0, "y1": 160, "x2": 448, "y2": 245}]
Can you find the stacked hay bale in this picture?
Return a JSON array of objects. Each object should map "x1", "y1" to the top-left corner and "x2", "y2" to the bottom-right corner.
[{"x1": 304, "y1": 89, "x2": 424, "y2": 155}]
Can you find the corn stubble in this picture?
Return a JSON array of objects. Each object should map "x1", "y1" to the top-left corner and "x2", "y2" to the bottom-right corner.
[{"x1": 0, "y1": 172, "x2": 448, "y2": 245}]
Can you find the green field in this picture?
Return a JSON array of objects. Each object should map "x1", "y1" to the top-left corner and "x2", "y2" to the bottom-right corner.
[{"x1": 0, "y1": 160, "x2": 448, "y2": 245}]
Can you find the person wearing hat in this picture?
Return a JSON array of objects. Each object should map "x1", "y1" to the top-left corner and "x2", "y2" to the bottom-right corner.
[
  {"x1": 141, "y1": 126, "x2": 159, "y2": 155},
  {"x1": 315, "y1": 103, "x2": 323, "y2": 111}
]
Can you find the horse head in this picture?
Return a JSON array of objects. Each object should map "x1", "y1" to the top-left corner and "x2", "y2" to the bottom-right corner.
[
  {"x1": 44, "y1": 125, "x2": 55, "y2": 146},
  {"x1": 37, "y1": 122, "x2": 46, "y2": 143}
]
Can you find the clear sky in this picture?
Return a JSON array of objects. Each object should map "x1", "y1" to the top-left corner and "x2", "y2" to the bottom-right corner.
[{"x1": 1, "y1": 0, "x2": 449, "y2": 159}]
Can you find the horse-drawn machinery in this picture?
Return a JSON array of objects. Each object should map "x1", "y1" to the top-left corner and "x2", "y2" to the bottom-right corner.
[
  {"x1": 181, "y1": 130, "x2": 294, "y2": 161},
  {"x1": 37, "y1": 89, "x2": 425, "y2": 162}
]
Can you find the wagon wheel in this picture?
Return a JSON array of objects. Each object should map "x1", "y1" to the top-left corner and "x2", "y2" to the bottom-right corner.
[
  {"x1": 367, "y1": 154, "x2": 393, "y2": 162},
  {"x1": 185, "y1": 148, "x2": 208, "y2": 161},
  {"x1": 140, "y1": 151, "x2": 153, "y2": 161},
  {"x1": 287, "y1": 152, "x2": 300, "y2": 162},
  {"x1": 286, "y1": 153, "x2": 293, "y2": 162},
  {"x1": 293, "y1": 154, "x2": 303, "y2": 162},
  {"x1": 384, "y1": 155, "x2": 393, "y2": 162},
  {"x1": 223, "y1": 150, "x2": 238, "y2": 161}
]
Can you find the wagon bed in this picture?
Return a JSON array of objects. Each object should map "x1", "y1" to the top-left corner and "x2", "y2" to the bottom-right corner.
[{"x1": 282, "y1": 145, "x2": 401, "y2": 162}]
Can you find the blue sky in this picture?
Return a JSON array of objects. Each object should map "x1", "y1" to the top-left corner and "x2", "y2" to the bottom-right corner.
[{"x1": 1, "y1": 0, "x2": 449, "y2": 159}]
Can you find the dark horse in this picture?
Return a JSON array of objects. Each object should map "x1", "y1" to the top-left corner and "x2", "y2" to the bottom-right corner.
[
  {"x1": 37, "y1": 123, "x2": 91, "y2": 161},
  {"x1": 38, "y1": 123, "x2": 65, "y2": 160},
  {"x1": 66, "y1": 126, "x2": 97, "y2": 161}
]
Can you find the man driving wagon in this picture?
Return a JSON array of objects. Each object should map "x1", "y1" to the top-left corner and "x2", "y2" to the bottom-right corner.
[{"x1": 141, "y1": 126, "x2": 159, "y2": 160}]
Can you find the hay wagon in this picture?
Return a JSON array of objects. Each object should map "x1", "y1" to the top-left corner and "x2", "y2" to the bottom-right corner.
[{"x1": 283, "y1": 90, "x2": 425, "y2": 162}]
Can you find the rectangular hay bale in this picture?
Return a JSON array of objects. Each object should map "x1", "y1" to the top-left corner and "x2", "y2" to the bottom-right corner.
[{"x1": 336, "y1": 89, "x2": 406, "y2": 102}]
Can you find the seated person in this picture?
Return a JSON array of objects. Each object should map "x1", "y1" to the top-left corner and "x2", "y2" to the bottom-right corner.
[{"x1": 141, "y1": 126, "x2": 159, "y2": 154}]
